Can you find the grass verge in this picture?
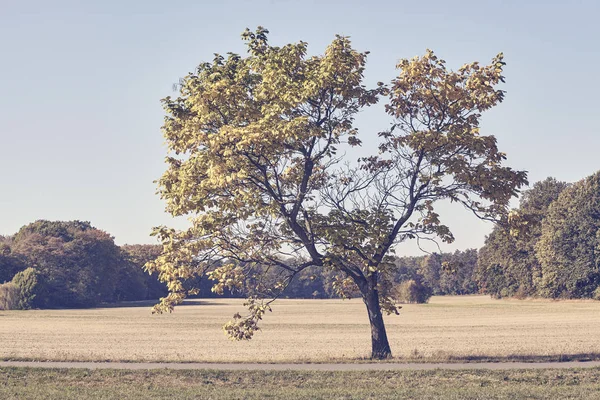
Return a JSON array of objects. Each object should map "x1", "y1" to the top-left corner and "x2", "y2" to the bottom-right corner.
[{"x1": 2, "y1": 367, "x2": 600, "y2": 399}]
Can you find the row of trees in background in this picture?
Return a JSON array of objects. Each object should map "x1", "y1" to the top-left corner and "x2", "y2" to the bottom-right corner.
[
  {"x1": 264, "y1": 248, "x2": 479, "y2": 302},
  {"x1": 1, "y1": 220, "x2": 480, "y2": 309},
  {"x1": 278, "y1": 173, "x2": 600, "y2": 302},
  {"x1": 2, "y1": 171, "x2": 598, "y2": 310},
  {"x1": 396, "y1": 249, "x2": 479, "y2": 296},
  {"x1": 477, "y1": 172, "x2": 600, "y2": 300},
  {"x1": 229, "y1": 172, "x2": 600, "y2": 304}
]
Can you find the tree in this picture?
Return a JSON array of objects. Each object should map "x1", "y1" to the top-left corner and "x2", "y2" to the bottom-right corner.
[
  {"x1": 438, "y1": 249, "x2": 479, "y2": 295},
  {"x1": 476, "y1": 178, "x2": 569, "y2": 298},
  {"x1": 476, "y1": 228, "x2": 524, "y2": 297},
  {"x1": 10, "y1": 220, "x2": 123, "y2": 308},
  {"x1": 0, "y1": 283, "x2": 19, "y2": 310},
  {"x1": 11, "y1": 267, "x2": 41, "y2": 309},
  {"x1": 395, "y1": 279, "x2": 432, "y2": 304},
  {"x1": 0, "y1": 238, "x2": 26, "y2": 284},
  {"x1": 393, "y1": 256, "x2": 423, "y2": 284},
  {"x1": 148, "y1": 27, "x2": 527, "y2": 359},
  {"x1": 119, "y1": 244, "x2": 168, "y2": 301},
  {"x1": 419, "y1": 254, "x2": 442, "y2": 294},
  {"x1": 536, "y1": 172, "x2": 600, "y2": 298}
]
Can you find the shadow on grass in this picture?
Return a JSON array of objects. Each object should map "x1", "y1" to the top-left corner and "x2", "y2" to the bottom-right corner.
[
  {"x1": 0, "y1": 298, "x2": 236, "y2": 312},
  {"x1": 374, "y1": 351, "x2": 600, "y2": 364},
  {"x1": 98, "y1": 298, "x2": 231, "y2": 309},
  {"x1": 447, "y1": 353, "x2": 600, "y2": 363},
  {"x1": 3, "y1": 352, "x2": 600, "y2": 364}
]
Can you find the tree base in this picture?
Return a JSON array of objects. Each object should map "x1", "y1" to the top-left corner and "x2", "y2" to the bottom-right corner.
[{"x1": 371, "y1": 348, "x2": 392, "y2": 360}]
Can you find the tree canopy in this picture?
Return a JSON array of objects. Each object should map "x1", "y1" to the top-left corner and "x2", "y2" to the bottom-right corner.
[
  {"x1": 0, "y1": 221, "x2": 168, "y2": 308},
  {"x1": 477, "y1": 172, "x2": 600, "y2": 300},
  {"x1": 148, "y1": 27, "x2": 527, "y2": 359},
  {"x1": 9, "y1": 220, "x2": 123, "y2": 307},
  {"x1": 476, "y1": 178, "x2": 569, "y2": 298},
  {"x1": 536, "y1": 172, "x2": 600, "y2": 298}
]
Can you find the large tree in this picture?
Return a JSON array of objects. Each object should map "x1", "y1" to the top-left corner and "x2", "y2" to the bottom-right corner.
[
  {"x1": 10, "y1": 220, "x2": 123, "y2": 308},
  {"x1": 476, "y1": 177, "x2": 569, "y2": 298},
  {"x1": 148, "y1": 28, "x2": 527, "y2": 359},
  {"x1": 536, "y1": 172, "x2": 600, "y2": 298}
]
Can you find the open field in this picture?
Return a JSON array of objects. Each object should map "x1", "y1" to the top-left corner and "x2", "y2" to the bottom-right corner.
[
  {"x1": 2, "y1": 367, "x2": 600, "y2": 399},
  {"x1": 1, "y1": 295, "x2": 600, "y2": 363}
]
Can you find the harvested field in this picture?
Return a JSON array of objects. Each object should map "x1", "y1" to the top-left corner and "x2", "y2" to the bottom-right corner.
[{"x1": 1, "y1": 296, "x2": 599, "y2": 363}]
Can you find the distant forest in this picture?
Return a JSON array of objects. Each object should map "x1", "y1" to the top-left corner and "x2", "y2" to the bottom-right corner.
[{"x1": 1, "y1": 172, "x2": 599, "y2": 310}]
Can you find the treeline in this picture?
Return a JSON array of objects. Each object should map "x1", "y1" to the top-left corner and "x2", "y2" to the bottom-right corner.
[
  {"x1": 0, "y1": 220, "x2": 480, "y2": 309},
  {"x1": 263, "y1": 249, "x2": 480, "y2": 301},
  {"x1": 249, "y1": 249, "x2": 480, "y2": 301},
  {"x1": 395, "y1": 249, "x2": 479, "y2": 296},
  {"x1": 3, "y1": 170, "x2": 598, "y2": 310},
  {"x1": 0, "y1": 220, "x2": 167, "y2": 309},
  {"x1": 476, "y1": 172, "x2": 600, "y2": 300}
]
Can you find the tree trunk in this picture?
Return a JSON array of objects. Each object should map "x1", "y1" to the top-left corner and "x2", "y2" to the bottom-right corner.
[{"x1": 360, "y1": 274, "x2": 392, "y2": 359}]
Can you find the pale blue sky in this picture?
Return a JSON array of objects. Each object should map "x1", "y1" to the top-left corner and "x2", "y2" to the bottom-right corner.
[{"x1": 1, "y1": 0, "x2": 598, "y2": 255}]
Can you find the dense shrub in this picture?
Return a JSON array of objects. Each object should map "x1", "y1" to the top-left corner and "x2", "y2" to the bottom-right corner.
[
  {"x1": 0, "y1": 283, "x2": 20, "y2": 310},
  {"x1": 11, "y1": 268, "x2": 41, "y2": 309},
  {"x1": 395, "y1": 280, "x2": 432, "y2": 304}
]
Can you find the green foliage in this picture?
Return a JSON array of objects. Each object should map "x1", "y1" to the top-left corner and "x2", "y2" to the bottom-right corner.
[
  {"x1": 0, "y1": 223, "x2": 181, "y2": 309},
  {"x1": 536, "y1": 172, "x2": 600, "y2": 298},
  {"x1": 476, "y1": 228, "x2": 530, "y2": 298},
  {"x1": 11, "y1": 267, "x2": 41, "y2": 309},
  {"x1": 394, "y1": 279, "x2": 432, "y2": 304},
  {"x1": 0, "y1": 282, "x2": 20, "y2": 310},
  {"x1": 13, "y1": 220, "x2": 92, "y2": 243},
  {"x1": 395, "y1": 250, "x2": 479, "y2": 296},
  {"x1": 476, "y1": 178, "x2": 569, "y2": 298},
  {"x1": 117, "y1": 245, "x2": 167, "y2": 301},
  {"x1": 477, "y1": 173, "x2": 600, "y2": 300},
  {"x1": 0, "y1": 237, "x2": 26, "y2": 284},
  {"x1": 593, "y1": 286, "x2": 600, "y2": 301},
  {"x1": 393, "y1": 256, "x2": 422, "y2": 283},
  {"x1": 9, "y1": 220, "x2": 123, "y2": 308},
  {"x1": 278, "y1": 266, "x2": 330, "y2": 299},
  {"x1": 441, "y1": 249, "x2": 480, "y2": 295},
  {"x1": 113, "y1": 258, "x2": 148, "y2": 302},
  {"x1": 418, "y1": 254, "x2": 441, "y2": 294},
  {"x1": 0, "y1": 215, "x2": 499, "y2": 310}
]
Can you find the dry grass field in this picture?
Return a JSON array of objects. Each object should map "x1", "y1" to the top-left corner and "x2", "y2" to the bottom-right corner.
[{"x1": 1, "y1": 295, "x2": 599, "y2": 363}]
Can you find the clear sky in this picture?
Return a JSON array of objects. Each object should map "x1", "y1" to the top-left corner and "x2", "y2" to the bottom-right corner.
[{"x1": 1, "y1": 0, "x2": 598, "y2": 255}]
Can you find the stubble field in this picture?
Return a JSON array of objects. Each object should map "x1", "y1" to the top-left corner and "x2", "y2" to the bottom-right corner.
[{"x1": 1, "y1": 295, "x2": 599, "y2": 363}]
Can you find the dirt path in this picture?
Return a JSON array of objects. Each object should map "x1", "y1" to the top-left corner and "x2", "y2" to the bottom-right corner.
[{"x1": 2, "y1": 361, "x2": 600, "y2": 371}]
